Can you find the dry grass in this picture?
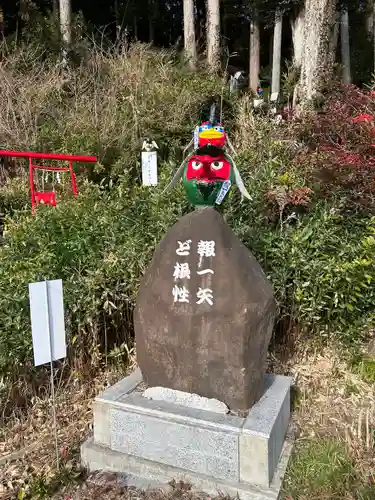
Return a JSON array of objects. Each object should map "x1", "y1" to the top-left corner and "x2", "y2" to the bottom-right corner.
[
  {"x1": 282, "y1": 344, "x2": 374, "y2": 475},
  {"x1": 0, "y1": 58, "x2": 61, "y2": 151},
  {"x1": 0, "y1": 352, "x2": 136, "y2": 499},
  {"x1": 0, "y1": 42, "x2": 221, "y2": 173},
  {"x1": 270, "y1": 339, "x2": 375, "y2": 499},
  {"x1": 0, "y1": 340, "x2": 374, "y2": 499}
]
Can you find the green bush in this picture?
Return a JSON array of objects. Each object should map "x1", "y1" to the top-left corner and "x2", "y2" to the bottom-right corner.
[
  {"x1": 0, "y1": 171, "x2": 187, "y2": 381},
  {"x1": 1, "y1": 150, "x2": 374, "y2": 391},
  {"x1": 0, "y1": 177, "x2": 30, "y2": 216},
  {"x1": 225, "y1": 117, "x2": 375, "y2": 346}
]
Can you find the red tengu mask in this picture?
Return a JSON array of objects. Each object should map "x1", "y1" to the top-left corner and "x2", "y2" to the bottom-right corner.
[{"x1": 186, "y1": 154, "x2": 231, "y2": 182}]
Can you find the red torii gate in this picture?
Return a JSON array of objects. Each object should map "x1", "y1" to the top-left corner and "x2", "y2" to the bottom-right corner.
[{"x1": 0, "y1": 150, "x2": 97, "y2": 215}]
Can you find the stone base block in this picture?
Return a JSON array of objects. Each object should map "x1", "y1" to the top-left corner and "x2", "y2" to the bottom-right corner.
[
  {"x1": 82, "y1": 434, "x2": 293, "y2": 500},
  {"x1": 81, "y1": 368, "x2": 293, "y2": 500}
]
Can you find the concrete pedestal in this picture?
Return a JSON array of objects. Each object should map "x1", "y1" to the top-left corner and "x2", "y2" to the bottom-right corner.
[{"x1": 81, "y1": 369, "x2": 293, "y2": 500}]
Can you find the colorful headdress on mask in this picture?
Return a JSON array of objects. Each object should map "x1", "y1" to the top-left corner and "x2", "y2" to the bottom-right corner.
[
  {"x1": 164, "y1": 117, "x2": 251, "y2": 207},
  {"x1": 196, "y1": 122, "x2": 227, "y2": 149}
]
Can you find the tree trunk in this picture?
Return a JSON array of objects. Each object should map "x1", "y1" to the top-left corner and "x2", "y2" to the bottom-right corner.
[
  {"x1": 222, "y1": 9, "x2": 228, "y2": 42},
  {"x1": 329, "y1": 11, "x2": 339, "y2": 58},
  {"x1": 271, "y1": 10, "x2": 283, "y2": 100},
  {"x1": 59, "y1": 0, "x2": 71, "y2": 66},
  {"x1": 206, "y1": 0, "x2": 220, "y2": 72},
  {"x1": 113, "y1": 0, "x2": 122, "y2": 40},
  {"x1": 196, "y1": 3, "x2": 205, "y2": 49},
  {"x1": 291, "y1": 6, "x2": 305, "y2": 68},
  {"x1": 249, "y1": 10, "x2": 260, "y2": 92},
  {"x1": 366, "y1": 5, "x2": 373, "y2": 37},
  {"x1": 373, "y1": 0, "x2": 375, "y2": 74},
  {"x1": 53, "y1": 0, "x2": 59, "y2": 17},
  {"x1": 134, "y1": 16, "x2": 138, "y2": 40},
  {"x1": 0, "y1": 7, "x2": 4, "y2": 38},
  {"x1": 183, "y1": 0, "x2": 197, "y2": 70},
  {"x1": 340, "y1": 10, "x2": 351, "y2": 84},
  {"x1": 296, "y1": 0, "x2": 336, "y2": 105},
  {"x1": 149, "y1": 0, "x2": 155, "y2": 43},
  {"x1": 197, "y1": 14, "x2": 205, "y2": 48},
  {"x1": 269, "y1": 30, "x2": 273, "y2": 66}
]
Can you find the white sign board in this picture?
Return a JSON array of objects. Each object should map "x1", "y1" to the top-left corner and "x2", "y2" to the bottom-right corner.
[
  {"x1": 270, "y1": 92, "x2": 279, "y2": 102},
  {"x1": 141, "y1": 151, "x2": 158, "y2": 186},
  {"x1": 29, "y1": 279, "x2": 66, "y2": 367}
]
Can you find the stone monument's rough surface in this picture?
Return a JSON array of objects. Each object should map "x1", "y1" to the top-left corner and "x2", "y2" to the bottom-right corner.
[{"x1": 134, "y1": 207, "x2": 276, "y2": 411}]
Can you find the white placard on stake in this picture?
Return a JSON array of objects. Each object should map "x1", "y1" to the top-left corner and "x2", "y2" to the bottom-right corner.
[
  {"x1": 29, "y1": 279, "x2": 66, "y2": 366},
  {"x1": 141, "y1": 151, "x2": 158, "y2": 186},
  {"x1": 29, "y1": 278, "x2": 66, "y2": 470}
]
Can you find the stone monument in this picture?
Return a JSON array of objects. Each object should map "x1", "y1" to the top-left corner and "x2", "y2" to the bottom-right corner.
[
  {"x1": 135, "y1": 207, "x2": 275, "y2": 411},
  {"x1": 81, "y1": 118, "x2": 294, "y2": 500}
]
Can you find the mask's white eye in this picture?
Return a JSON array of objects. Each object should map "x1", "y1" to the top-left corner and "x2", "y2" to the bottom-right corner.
[
  {"x1": 202, "y1": 125, "x2": 210, "y2": 130},
  {"x1": 214, "y1": 126, "x2": 224, "y2": 132},
  {"x1": 192, "y1": 161, "x2": 203, "y2": 170},
  {"x1": 211, "y1": 161, "x2": 224, "y2": 170}
]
